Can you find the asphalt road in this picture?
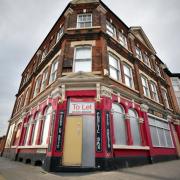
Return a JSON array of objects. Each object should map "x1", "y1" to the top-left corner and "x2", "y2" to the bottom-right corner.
[{"x1": 0, "y1": 157, "x2": 180, "y2": 180}]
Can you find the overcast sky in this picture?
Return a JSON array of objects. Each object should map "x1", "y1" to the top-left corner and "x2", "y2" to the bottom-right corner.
[{"x1": 0, "y1": 0, "x2": 180, "y2": 136}]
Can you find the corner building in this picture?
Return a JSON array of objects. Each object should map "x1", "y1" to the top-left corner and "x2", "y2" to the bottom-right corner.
[{"x1": 3, "y1": 0, "x2": 180, "y2": 171}]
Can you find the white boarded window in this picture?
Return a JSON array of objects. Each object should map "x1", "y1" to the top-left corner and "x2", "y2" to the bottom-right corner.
[
  {"x1": 123, "y1": 64, "x2": 134, "y2": 88},
  {"x1": 141, "y1": 75, "x2": 150, "y2": 97},
  {"x1": 112, "y1": 104, "x2": 126, "y2": 145},
  {"x1": 148, "y1": 116, "x2": 174, "y2": 148},
  {"x1": 106, "y1": 21, "x2": 116, "y2": 38},
  {"x1": 129, "y1": 109, "x2": 141, "y2": 145},
  {"x1": 109, "y1": 53, "x2": 120, "y2": 81},
  {"x1": 74, "y1": 46, "x2": 92, "y2": 72},
  {"x1": 42, "y1": 106, "x2": 53, "y2": 145},
  {"x1": 77, "y1": 14, "x2": 92, "y2": 28}
]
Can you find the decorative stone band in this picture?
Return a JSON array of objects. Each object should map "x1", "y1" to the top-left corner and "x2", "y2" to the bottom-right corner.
[
  {"x1": 95, "y1": 83, "x2": 101, "y2": 102},
  {"x1": 167, "y1": 115, "x2": 173, "y2": 122},
  {"x1": 58, "y1": 84, "x2": 66, "y2": 104},
  {"x1": 101, "y1": 86, "x2": 112, "y2": 98}
]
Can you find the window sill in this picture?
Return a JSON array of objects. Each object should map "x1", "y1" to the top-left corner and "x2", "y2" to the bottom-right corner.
[
  {"x1": 18, "y1": 145, "x2": 48, "y2": 149},
  {"x1": 67, "y1": 26, "x2": 101, "y2": 31},
  {"x1": 144, "y1": 95, "x2": 164, "y2": 107},
  {"x1": 113, "y1": 144, "x2": 150, "y2": 150},
  {"x1": 152, "y1": 145, "x2": 175, "y2": 149}
]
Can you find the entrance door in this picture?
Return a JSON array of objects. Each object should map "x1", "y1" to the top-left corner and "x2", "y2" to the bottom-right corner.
[
  {"x1": 62, "y1": 115, "x2": 95, "y2": 167},
  {"x1": 63, "y1": 116, "x2": 83, "y2": 166}
]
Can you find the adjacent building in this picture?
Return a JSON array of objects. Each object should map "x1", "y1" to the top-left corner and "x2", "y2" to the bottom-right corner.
[{"x1": 3, "y1": 0, "x2": 180, "y2": 172}]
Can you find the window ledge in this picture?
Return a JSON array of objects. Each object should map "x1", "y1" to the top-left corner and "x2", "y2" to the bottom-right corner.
[
  {"x1": 18, "y1": 145, "x2": 48, "y2": 149},
  {"x1": 67, "y1": 26, "x2": 101, "y2": 31},
  {"x1": 113, "y1": 144, "x2": 150, "y2": 150},
  {"x1": 152, "y1": 146, "x2": 175, "y2": 149}
]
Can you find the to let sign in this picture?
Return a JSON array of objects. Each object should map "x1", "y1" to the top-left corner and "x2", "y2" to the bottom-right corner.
[{"x1": 69, "y1": 101, "x2": 95, "y2": 115}]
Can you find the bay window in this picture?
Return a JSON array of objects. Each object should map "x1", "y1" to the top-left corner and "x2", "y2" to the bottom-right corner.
[
  {"x1": 123, "y1": 64, "x2": 134, "y2": 88},
  {"x1": 129, "y1": 109, "x2": 141, "y2": 145},
  {"x1": 109, "y1": 53, "x2": 120, "y2": 81},
  {"x1": 74, "y1": 46, "x2": 92, "y2": 72},
  {"x1": 77, "y1": 14, "x2": 92, "y2": 28},
  {"x1": 148, "y1": 116, "x2": 174, "y2": 148},
  {"x1": 106, "y1": 21, "x2": 116, "y2": 38},
  {"x1": 49, "y1": 60, "x2": 58, "y2": 83},
  {"x1": 141, "y1": 75, "x2": 150, "y2": 97},
  {"x1": 112, "y1": 104, "x2": 126, "y2": 145},
  {"x1": 150, "y1": 82, "x2": 159, "y2": 102}
]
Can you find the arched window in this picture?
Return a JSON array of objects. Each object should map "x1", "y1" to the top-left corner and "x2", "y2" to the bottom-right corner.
[
  {"x1": 128, "y1": 109, "x2": 141, "y2": 145},
  {"x1": 112, "y1": 103, "x2": 126, "y2": 145},
  {"x1": 41, "y1": 106, "x2": 53, "y2": 145},
  {"x1": 32, "y1": 112, "x2": 40, "y2": 145},
  {"x1": 24, "y1": 116, "x2": 32, "y2": 145}
]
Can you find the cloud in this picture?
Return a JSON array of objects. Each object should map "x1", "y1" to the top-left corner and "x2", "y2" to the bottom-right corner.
[{"x1": 0, "y1": 0, "x2": 179, "y2": 136}]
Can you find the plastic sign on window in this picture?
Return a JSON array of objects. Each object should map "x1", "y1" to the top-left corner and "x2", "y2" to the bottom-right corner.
[{"x1": 69, "y1": 99, "x2": 95, "y2": 115}]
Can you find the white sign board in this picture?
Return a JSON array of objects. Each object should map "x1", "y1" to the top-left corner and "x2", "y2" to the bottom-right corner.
[{"x1": 69, "y1": 101, "x2": 95, "y2": 114}]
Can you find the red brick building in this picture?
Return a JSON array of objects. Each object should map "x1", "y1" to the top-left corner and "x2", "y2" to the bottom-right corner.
[
  {"x1": 3, "y1": 0, "x2": 180, "y2": 171},
  {"x1": 0, "y1": 136, "x2": 6, "y2": 156}
]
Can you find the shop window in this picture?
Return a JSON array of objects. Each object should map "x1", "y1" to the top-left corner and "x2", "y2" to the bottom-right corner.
[
  {"x1": 141, "y1": 75, "x2": 150, "y2": 98},
  {"x1": 162, "y1": 88, "x2": 170, "y2": 109},
  {"x1": 77, "y1": 14, "x2": 92, "y2": 28},
  {"x1": 148, "y1": 116, "x2": 174, "y2": 148},
  {"x1": 33, "y1": 76, "x2": 42, "y2": 98},
  {"x1": 41, "y1": 69, "x2": 49, "y2": 91},
  {"x1": 41, "y1": 106, "x2": 53, "y2": 145},
  {"x1": 118, "y1": 31, "x2": 128, "y2": 49},
  {"x1": 106, "y1": 21, "x2": 116, "y2": 38},
  {"x1": 112, "y1": 103, "x2": 126, "y2": 145},
  {"x1": 150, "y1": 81, "x2": 159, "y2": 102},
  {"x1": 56, "y1": 25, "x2": 64, "y2": 43},
  {"x1": 123, "y1": 64, "x2": 134, "y2": 88},
  {"x1": 135, "y1": 46, "x2": 143, "y2": 60},
  {"x1": 108, "y1": 53, "x2": 120, "y2": 81},
  {"x1": 74, "y1": 46, "x2": 92, "y2": 72},
  {"x1": 129, "y1": 109, "x2": 141, "y2": 145},
  {"x1": 49, "y1": 60, "x2": 58, "y2": 83}
]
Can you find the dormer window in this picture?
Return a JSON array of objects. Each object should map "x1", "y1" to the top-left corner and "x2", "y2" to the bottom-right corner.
[
  {"x1": 77, "y1": 14, "x2": 92, "y2": 28},
  {"x1": 106, "y1": 21, "x2": 116, "y2": 38},
  {"x1": 56, "y1": 25, "x2": 64, "y2": 43},
  {"x1": 118, "y1": 31, "x2": 128, "y2": 49},
  {"x1": 135, "y1": 46, "x2": 143, "y2": 60}
]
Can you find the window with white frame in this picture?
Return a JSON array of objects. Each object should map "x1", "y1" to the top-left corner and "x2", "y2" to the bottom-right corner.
[
  {"x1": 141, "y1": 75, "x2": 150, "y2": 97},
  {"x1": 150, "y1": 82, "x2": 159, "y2": 102},
  {"x1": 112, "y1": 103, "x2": 126, "y2": 145},
  {"x1": 135, "y1": 46, "x2": 143, "y2": 60},
  {"x1": 123, "y1": 64, "x2": 134, "y2": 88},
  {"x1": 77, "y1": 14, "x2": 92, "y2": 28},
  {"x1": 118, "y1": 31, "x2": 128, "y2": 49},
  {"x1": 109, "y1": 53, "x2": 120, "y2": 81},
  {"x1": 74, "y1": 46, "x2": 92, "y2": 72},
  {"x1": 41, "y1": 69, "x2": 49, "y2": 91},
  {"x1": 49, "y1": 60, "x2": 58, "y2": 83},
  {"x1": 106, "y1": 21, "x2": 116, "y2": 38},
  {"x1": 162, "y1": 88, "x2": 170, "y2": 109},
  {"x1": 56, "y1": 26, "x2": 64, "y2": 43},
  {"x1": 143, "y1": 53, "x2": 151, "y2": 67},
  {"x1": 24, "y1": 116, "x2": 32, "y2": 145},
  {"x1": 33, "y1": 77, "x2": 41, "y2": 97},
  {"x1": 40, "y1": 50, "x2": 47, "y2": 63},
  {"x1": 129, "y1": 109, "x2": 141, "y2": 145},
  {"x1": 148, "y1": 116, "x2": 174, "y2": 148},
  {"x1": 41, "y1": 106, "x2": 52, "y2": 145}
]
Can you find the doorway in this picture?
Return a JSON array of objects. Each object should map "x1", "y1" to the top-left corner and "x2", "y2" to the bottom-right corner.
[{"x1": 63, "y1": 115, "x2": 95, "y2": 167}]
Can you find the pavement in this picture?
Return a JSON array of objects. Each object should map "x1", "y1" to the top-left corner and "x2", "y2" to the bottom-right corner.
[{"x1": 0, "y1": 157, "x2": 180, "y2": 180}]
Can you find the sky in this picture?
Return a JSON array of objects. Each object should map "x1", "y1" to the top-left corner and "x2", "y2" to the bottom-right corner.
[{"x1": 0, "y1": 0, "x2": 180, "y2": 136}]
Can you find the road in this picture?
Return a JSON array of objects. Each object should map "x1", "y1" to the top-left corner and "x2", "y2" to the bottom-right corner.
[{"x1": 0, "y1": 157, "x2": 180, "y2": 180}]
